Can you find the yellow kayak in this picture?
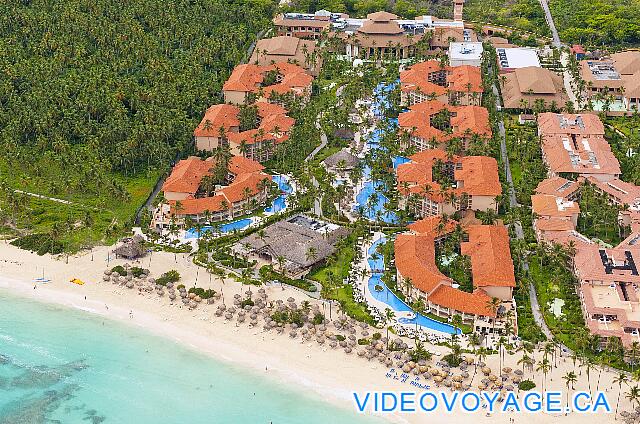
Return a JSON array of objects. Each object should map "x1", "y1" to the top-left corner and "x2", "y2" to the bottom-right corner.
[{"x1": 70, "y1": 278, "x2": 85, "y2": 285}]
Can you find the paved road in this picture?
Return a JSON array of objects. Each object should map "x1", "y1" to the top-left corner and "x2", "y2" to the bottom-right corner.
[{"x1": 538, "y1": 0, "x2": 561, "y2": 48}]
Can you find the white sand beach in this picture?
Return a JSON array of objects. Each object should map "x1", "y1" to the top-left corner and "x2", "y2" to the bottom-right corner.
[{"x1": 0, "y1": 242, "x2": 631, "y2": 424}]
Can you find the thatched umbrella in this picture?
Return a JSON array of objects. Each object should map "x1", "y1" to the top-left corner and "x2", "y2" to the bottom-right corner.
[
  {"x1": 453, "y1": 382, "x2": 462, "y2": 390},
  {"x1": 502, "y1": 367, "x2": 512, "y2": 374},
  {"x1": 481, "y1": 366, "x2": 491, "y2": 375},
  {"x1": 433, "y1": 376, "x2": 443, "y2": 384},
  {"x1": 478, "y1": 383, "x2": 487, "y2": 390}
]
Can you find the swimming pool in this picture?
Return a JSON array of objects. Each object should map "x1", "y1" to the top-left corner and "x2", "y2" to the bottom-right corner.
[
  {"x1": 264, "y1": 175, "x2": 292, "y2": 213},
  {"x1": 365, "y1": 236, "x2": 459, "y2": 335},
  {"x1": 184, "y1": 218, "x2": 253, "y2": 238}
]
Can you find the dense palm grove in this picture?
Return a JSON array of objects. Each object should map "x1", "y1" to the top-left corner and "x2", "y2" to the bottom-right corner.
[
  {"x1": 0, "y1": 0, "x2": 275, "y2": 245},
  {"x1": 464, "y1": 0, "x2": 640, "y2": 47}
]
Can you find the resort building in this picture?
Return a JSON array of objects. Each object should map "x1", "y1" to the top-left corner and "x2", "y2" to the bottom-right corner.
[
  {"x1": 496, "y1": 47, "x2": 541, "y2": 72},
  {"x1": 152, "y1": 156, "x2": 271, "y2": 229},
  {"x1": 222, "y1": 63, "x2": 313, "y2": 105},
  {"x1": 584, "y1": 177, "x2": 640, "y2": 211},
  {"x1": 537, "y1": 112, "x2": 621, "y2": 182},
  {"x1": 534, "y1": 176, "x2": 581, "y2": 201},
  {"x1": 579, "y1": 51, "x2": 640, "y2": 112},
  {"x1": 531, "y1": 193, "x2": 581, "y2": 244},
  {"x1": 233, "y1": 214, "x2": 350, "y2": 278},
  {"x1": 448, "y1": 42, "x2": 483, "y2": 67},
  {"x1": 500, "y1": 66, "x2": 568, "y2": 110},
  {"x1": 193, "y1": 102, "x2": 295, "y2": 163},
  {"x1": 273, "y1": 11, "x2": 339, "y2": 39},
  {"x1": 400, "y1": 60, "x2": 483, "y2": 106},
  {"x1": 396, "y1": 149, "x2": 502, "y2": 218},
  {"x1": 575, "y1": 243, "x2": 640, "y2": 348},
  {"x1": 395, "y1": 220, "x2": 516, "y2": 332},
  {"x1": 249, "y1": 36, "x2": 320, "y2": 75},
  {"x1": 333, "y1": 12, "x2": 474, "y2": 60},
  {"x1": 398, "y1": 100, "x2": 491, "y2": 151}
]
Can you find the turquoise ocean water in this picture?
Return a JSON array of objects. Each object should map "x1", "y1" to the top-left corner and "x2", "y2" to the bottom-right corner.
[{"x1": 0, "y1": 290, "x2": 382, "y2": 424}]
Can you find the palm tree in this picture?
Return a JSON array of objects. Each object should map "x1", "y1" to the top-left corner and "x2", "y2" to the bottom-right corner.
[
  {"x1": 613, "y1": 372, "x2": 629, "y2": 419},
  {"x1": 536, "y1": 358, "x2": 552, "y2": 399},
  {"x1": 563, "y1": 371, "x2": 577, "y2": 410},
  {"x1": 626, "y1": 385, "x2": 640, "y2": 410},
  {"x1": 384, "y1": 307, "x2": 395, "y2": 349}
]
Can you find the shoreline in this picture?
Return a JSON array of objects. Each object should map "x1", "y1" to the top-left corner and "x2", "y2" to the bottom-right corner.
[
  {"x1": 0, "y1": 276, "x2": 371, "y2": 420},
  {"x1": 0, "y1": 242, "x2": 631, "y2": 424}
]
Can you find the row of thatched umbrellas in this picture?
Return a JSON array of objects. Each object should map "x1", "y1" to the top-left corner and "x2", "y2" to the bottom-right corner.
[{"x1": 102, "y1": 267, "x2": 530, "y2": 397}]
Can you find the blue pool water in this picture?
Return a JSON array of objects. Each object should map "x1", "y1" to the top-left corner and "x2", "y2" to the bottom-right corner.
[
  {"x1": 265, "y1": 175, "x2": 293, "y2": 213},
  {"x1": 0, "y1": 291, "x2": 384, "y2": 424},
  {"x1": 366, "y1": 237, "x2": 459, "y2": 335},
  {"x1": 353, "y1": 85, "x2": 400, "y2": 224},
  {"x1": 185, "y1": 218, "x2": 253, "y2": 238},
  {"x1": 392, "y1": 156, "x2": 410, "y2": 169}
]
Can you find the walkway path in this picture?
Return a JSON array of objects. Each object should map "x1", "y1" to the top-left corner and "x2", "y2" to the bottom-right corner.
[
  {"x1": 305, "y1": 117, "x2": 328, "y2": 217},
  {"x1": 489, "y1": 63, "x2": 558, "y2": 346},
  {"x1": 538, "y1": 0, "x2": 561, "y2": 48},
  {"x1": 14, "y1": 190, "x2": 73, "y2": 205}
]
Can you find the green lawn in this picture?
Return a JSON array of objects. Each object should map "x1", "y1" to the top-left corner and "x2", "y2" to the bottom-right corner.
[{"x1": 308, "y1": 231, "x2": 376, "y2": 324}]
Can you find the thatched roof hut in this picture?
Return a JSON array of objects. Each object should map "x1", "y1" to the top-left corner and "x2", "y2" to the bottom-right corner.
[{"x1": 113, "y1": 235, "x2": 146, "y2": 259}]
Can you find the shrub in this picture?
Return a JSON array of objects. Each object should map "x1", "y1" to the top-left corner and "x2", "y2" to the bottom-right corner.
[
  {"x1": 188, "y1": 287, "x2": 216, "y2": 299},
  {"x1": 374, "y1": 284, "x2": 383, "y2": 292},
  {"x1": 372, "y1": 332, "x2": 382, "y2": 340},
  {"x1": 336, "y1": 334, "x2": 346, "y2": 342},
  {"x1": 177, "y1": 284, "x2": 185, "y2": 290},
  {"x1": 312, "y1": 312, "x2": 324, "y2": 325},
  {"x1": 156, "y1": 270, "x2": 180, "y2": 286},
  {"x1": 442, "y1": 353, "x2": 463, "y2": 367},
  {"x1": 357, "y1": 338, "x2": 370, "y2": 345},
  {"x1": 111, "y1": 265, "x2": 126, "y2": 275},
  {"x1": 11, "y1": 233, "x2": 64, "y2": 255},
  {"x1": 518, "y1": 380, "x2": 536, "y2": 391},
  {"x1": 240, "y1": 298, "x2": 254, "y2": 308},
  {"x1": 130, "y1": 266, "x2": 145, "y2": 277}
]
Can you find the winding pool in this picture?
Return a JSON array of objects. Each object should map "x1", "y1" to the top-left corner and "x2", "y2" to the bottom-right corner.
[{"x1": 366, "y1": 236, "x2": 459, "y2": 335}]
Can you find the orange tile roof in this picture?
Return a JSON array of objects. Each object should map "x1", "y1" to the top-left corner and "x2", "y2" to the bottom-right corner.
[
  {"x1": 448, "y1": 65, "x2": 483, "y2": 93},
  {"x1": 228, "y1": 156, "x2": 265, "y2": 176},
  {"x1": 531, "y1": 194, "x2": 580, "y2": 218},
  {"x1": 535, "y1": 218, "x2": 575, "y2": 232},
  {"x1": 460, "y1": 225, "x2": 516, "y2": 288},
  {"x1": 223, "y1": 63, "x2": 312, "y2": 96},
  {"x1": 396, "y1": 149, "x2": 501, "y2": 201},
  {"x1": 193, "y1": 104, "x2": 240, "y2": 138},
  {"x1": 428, "y1": 286, "x2": 495, "y2": 317},
  {"x1": 408, "y1": 216, "x2": 458, "y2": 236},
  {"x1": 219, "y1": 172, "x2": 271, "y2": 203},
  {"x1": 162, "y1": 156, "x2": 213, "y2": 194},
  {"x1": 538, "y1": 112, "x2": 605, "y2": 136},
  {"x1": 170, "y1": 194, "x2": 228, "y2": 215},
  {"x1": 400, "y1": 61, "x2": 482, "y2": 96},
  {"x1": 398, "y1": 101, "x2": 491, "y2": 144},
  {"x1": 534, "y1": 177, "x2": 580, "y2": 199},
  {"x1": 454, "y1": 156, "x2": 502, "y2": 197},
  {"x1": 395, "y1": 233, "x2": 452, "y2": 294},
  {"x1": 164, "y1": 155, "x2": 270, "y2": 214},
  {"x1": 400, "y1": 61, "x2": 448, "y2": 96}
]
